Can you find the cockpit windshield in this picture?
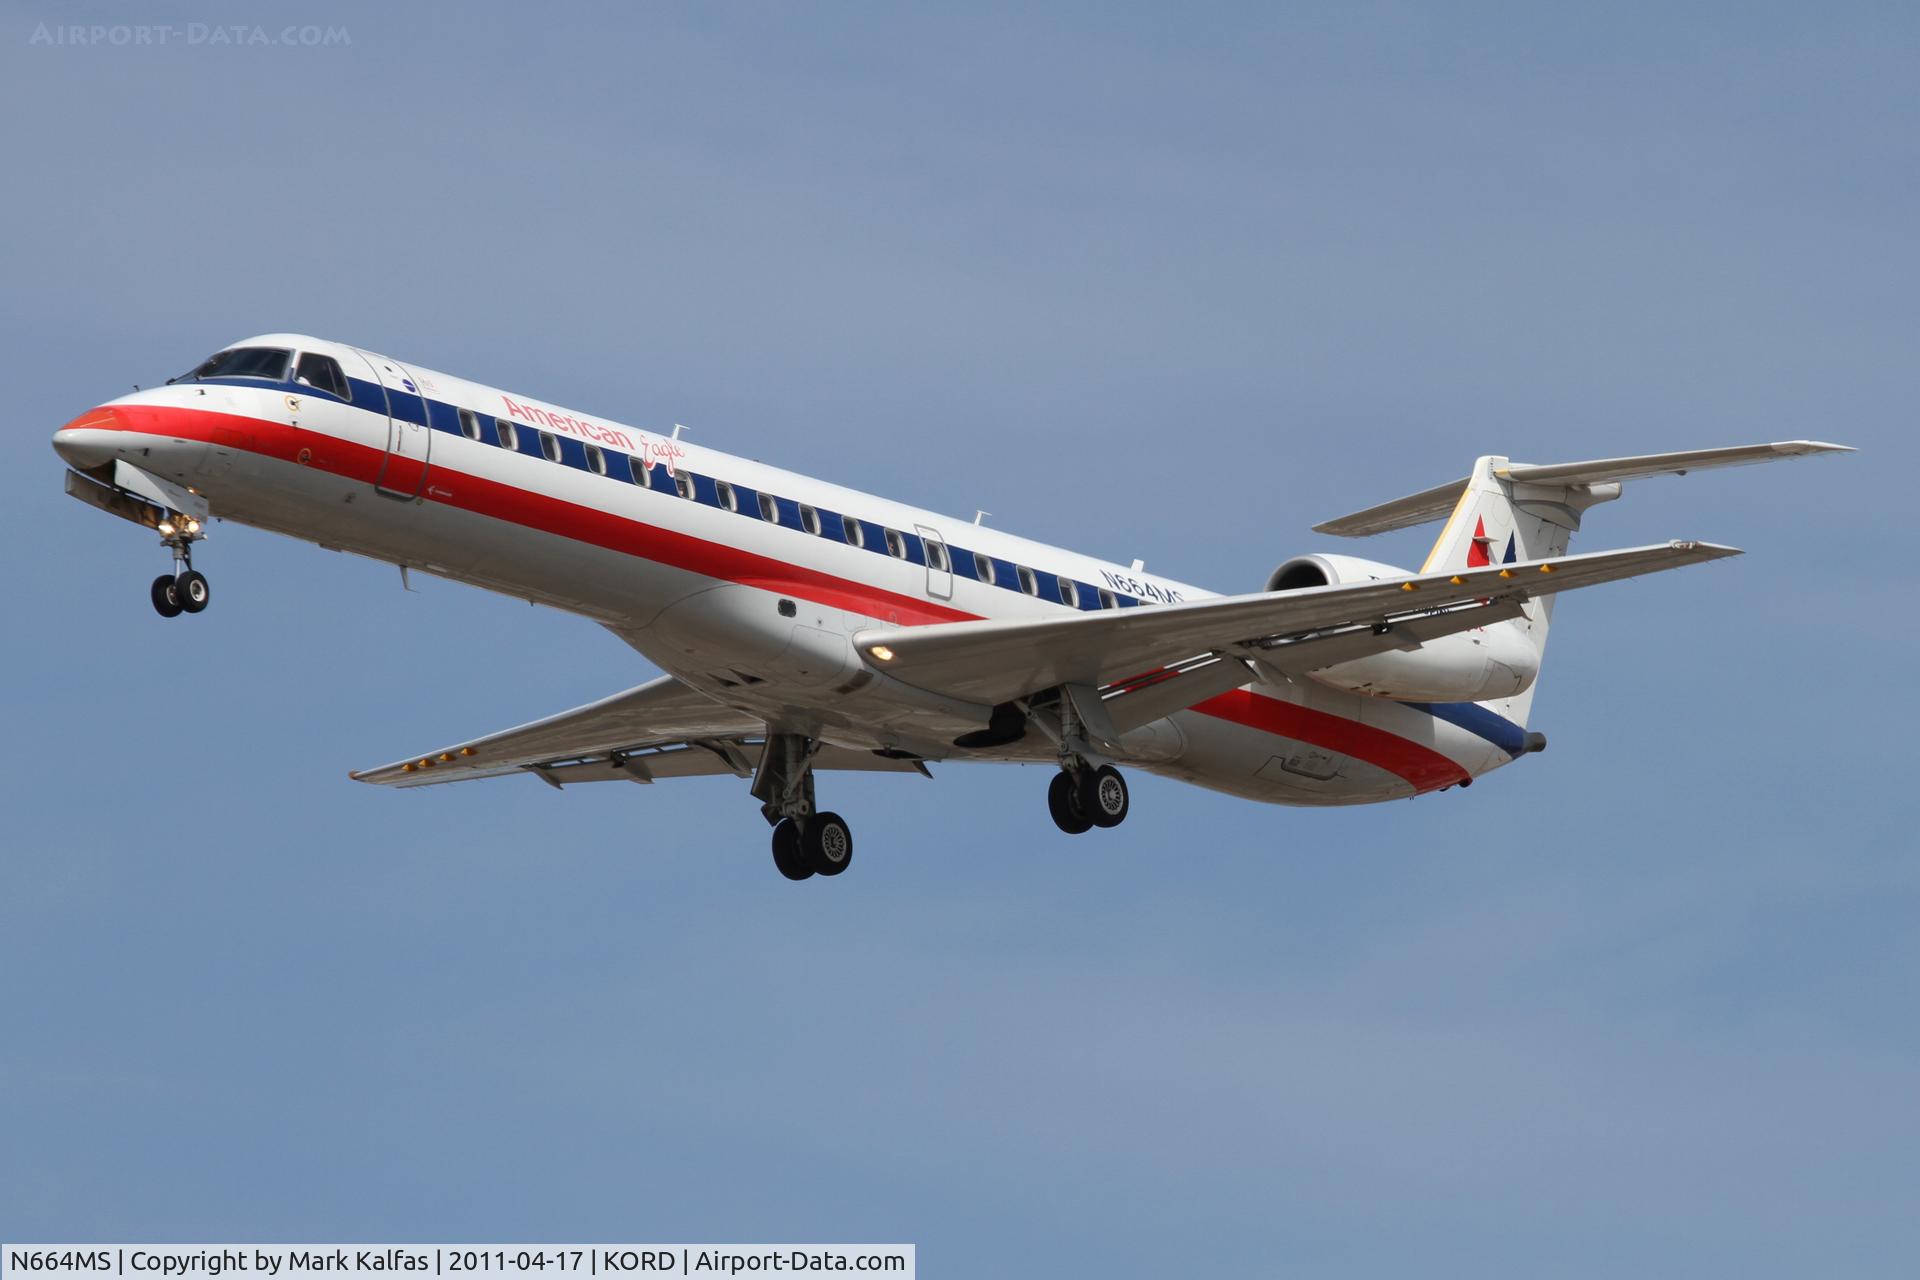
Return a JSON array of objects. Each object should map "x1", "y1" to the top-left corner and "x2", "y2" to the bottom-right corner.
[{"x1": 182, "y1": 346, "x2": 292, "y2": 383}]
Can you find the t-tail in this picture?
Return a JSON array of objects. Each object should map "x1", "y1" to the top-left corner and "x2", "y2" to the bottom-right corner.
[{"x1": 1312, "y1": 441, "x2": 1854, "y2": 728}]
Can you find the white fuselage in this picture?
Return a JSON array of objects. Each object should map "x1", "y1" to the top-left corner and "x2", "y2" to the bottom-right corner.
[{"x1": 53, "y1": 334, "x2": 1528, "y2": 805}]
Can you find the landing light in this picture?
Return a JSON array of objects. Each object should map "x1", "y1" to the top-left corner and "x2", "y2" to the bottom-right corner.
[
  {"x1": 157, "y1": 521, "x2": 175, "y2": 537},
  {"x1": 870, "y1": 645, "x2": 895, "y2": 662},
  {"x1": 185, "y1": 518, "x2": 201, "y2": 535}
]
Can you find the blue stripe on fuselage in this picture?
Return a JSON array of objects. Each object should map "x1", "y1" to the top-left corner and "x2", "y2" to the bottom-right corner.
[{"x1": 1403, "y1": 701, "x2": 1530, "y2": 758}]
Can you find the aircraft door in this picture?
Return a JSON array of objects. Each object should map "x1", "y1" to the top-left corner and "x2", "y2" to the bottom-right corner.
[
  {"x1": 916, "y1": 524, "x2": 953, "y2": 600},
  {"x1": 355, "y1": 350, "x2": 433, "y2": 499}
]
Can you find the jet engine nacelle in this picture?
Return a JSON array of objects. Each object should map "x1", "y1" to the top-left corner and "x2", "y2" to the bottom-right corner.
[
  {"x1": 1265, "y1": 553, "x2": 1408, "y2": 593},
  {"x1": 1265, "y1": 554, "x2": 1540, "y2": 701}
]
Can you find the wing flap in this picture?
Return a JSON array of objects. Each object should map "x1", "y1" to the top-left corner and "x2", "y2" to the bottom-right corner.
[
  {"x1": 856, "y1": 541, "x2": 1738, "y2": 707},
  {"x1": 509, "y1": 742, "x2": 926, "y2": 790}
]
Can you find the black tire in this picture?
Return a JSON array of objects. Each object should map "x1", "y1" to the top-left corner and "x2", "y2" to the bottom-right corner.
[
  {"x1": 1085, "y1": 765, "x2": 1129, "y2": 828},
  {"x1": 176, "y1": 570, "x2": 210, "y2": 614},
  {"x1": 150, "y1": 574, "x2": 183, "y2": 618},
  {"x1": 804, "y1": 811, "x2": 854, "y2": 876},
  {"x1": 1047, "y1": 771, "x2": 1093, "y2": 835},
  {"x1": 771, "y1": 819, "x2": 813, "y2": 880}
]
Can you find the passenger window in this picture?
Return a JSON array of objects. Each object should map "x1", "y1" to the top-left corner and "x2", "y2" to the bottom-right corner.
[
  {"x1": 633, "y1": 459, "x2": 652, "y2": 488},
  {"x1": 758, "y1": 492, "x2": 777, "y2": 522},
  {"x1": 845, "y1": 519, "x2": 865, "y2": 549},
  {"x1": 716, "y1": 480, "x2": 737, "y2": 511},
  {"x1": 496, "y1": 419, "x2": 519, "y2": 451},
  {"x1": 885, "y1": 529, "x2": 906, "y2": 559},
  {"x1": 674, "y1": 472, "x2": 694, "y2": 500},
  {"x1": 294, "y1": 352, "x2": 350, "y2": 399},
  {"x1": 586, "y1": 444, "x2": 606, "y2": 475},
  {"x1": 1098, "y1": 588, "x2": 1117, "y2": 610},
  {"x1": 1017, "y1": 566, "x2": 1038, "y2": 596},
  {"x1": 800, "y1": 505, "x2": 820, "y2": 535},
  {"x1": 1058, "y1": 577, "x2": 1078, "y2": 607},
  {"x1": 458, "y1": 409, "x2": 482, "y2": 440},
  {"x1": 927, "y1": 542, "x2": 948, "y2": 572},
  {"x1": 540, "y1": 432, "x2": 562, "y2": 462},
  {"x1": 974, "y1": 552, "x2": 993, "y2": 582}
]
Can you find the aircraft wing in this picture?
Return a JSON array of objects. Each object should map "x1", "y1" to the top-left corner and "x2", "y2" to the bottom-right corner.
[
  {"x1": 351, "y1": 674, "x2": 925, "y2": 789},
  {"x1": 854, "y1": 540, "x2": 1738, "y2": 708}
]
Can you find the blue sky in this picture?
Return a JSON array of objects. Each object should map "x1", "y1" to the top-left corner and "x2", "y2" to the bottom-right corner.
[{"x1": 1, "y1": 2, "x2": 1914, "y2": 1274}]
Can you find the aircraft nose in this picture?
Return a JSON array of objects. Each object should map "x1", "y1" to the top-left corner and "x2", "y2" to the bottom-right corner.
[{"x1": 52, "y1": 408, "x2": 129, "y2": 469}]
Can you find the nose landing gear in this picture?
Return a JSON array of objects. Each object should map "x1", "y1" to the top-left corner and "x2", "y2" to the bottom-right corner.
[{"x1": 149, "y1": 517, "x2": 210, "y2": 618}]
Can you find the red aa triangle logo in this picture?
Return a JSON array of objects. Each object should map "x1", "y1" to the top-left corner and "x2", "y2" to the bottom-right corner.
[{"x1": 1467, "y1": 517, "x2": 1493, "y2": 568}]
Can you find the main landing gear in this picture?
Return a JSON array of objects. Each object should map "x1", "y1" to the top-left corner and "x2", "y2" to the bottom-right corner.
[
  {"x1": 1040, "y1": 687, "x2": 1130, "y2": 836},
  {"x1": 148, "y1": 515, "x2": 211, "y2": 618},
  {"x1": 1047, "y1": 763, "x2": 1130, "y2": 835},
  {"x1": 754, "y1": 732, "x2": 855, "y2": 882},
  {"x1": 770, "y1": 811, "x2": 854, "y2": 881}
]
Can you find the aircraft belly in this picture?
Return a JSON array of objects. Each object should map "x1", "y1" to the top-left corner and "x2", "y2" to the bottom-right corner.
[
  {"x1": 645, "y1": 584, "x2": 858, "y2": 688},
  {"x1": 1164, "y1": 701, "x2": 1411, "y2": 807}
]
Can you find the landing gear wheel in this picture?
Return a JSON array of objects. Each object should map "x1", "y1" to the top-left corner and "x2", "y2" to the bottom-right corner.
[
  {"x1": 176, "y1": 570, "x2": 210, "y2": 614},
  {"x1": 1085, "y1": 765, "x2": 1129, "y2": 828},
  {"x1": 803, "y1": 811, "x2": 854, "y2": 876},
  {"x1": 1047, "y1": 771, "x2": 1093, "y2": 835},
  {"x1": 771, "y1": 819, "x2": 813, "y2": 881},
  {"x1": 150, "y1": 574, "x2": 183, "y2": 618}
]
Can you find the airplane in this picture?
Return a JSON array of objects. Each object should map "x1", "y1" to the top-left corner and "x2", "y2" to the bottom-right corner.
[{"x1": 51, "y1": 334, "x2": 1850, "y2": 880}]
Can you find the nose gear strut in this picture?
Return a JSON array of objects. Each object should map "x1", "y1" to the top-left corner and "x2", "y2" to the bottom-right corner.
[{"x1": 149, "y1": 516, "x2": 211, "y2": 617}]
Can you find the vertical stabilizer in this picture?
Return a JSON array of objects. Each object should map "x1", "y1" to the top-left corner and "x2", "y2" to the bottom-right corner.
[
  {"x1": 1311, "y1": 441, "x2": 1852, "y2": 730},
  {"x1": 1416, "y1": 457, "x2": 1619, "y2": 727}
]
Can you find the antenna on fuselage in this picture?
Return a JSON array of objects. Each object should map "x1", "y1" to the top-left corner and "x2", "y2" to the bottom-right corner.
[
  {"x1": 1130, "y1": 559, "x2": 1146, "y2": 572},
  {"x1": 973, "y1": 510, "x2": 990, "y2": 525},
  {"x1": 671, "y1": 423, "x2": 688, "y2": 441}
]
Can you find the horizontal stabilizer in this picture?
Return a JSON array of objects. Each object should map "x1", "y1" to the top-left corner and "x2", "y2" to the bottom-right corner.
[
  {"x1": 1314, "y1": 440, "x2": 1852, "y2": 537},
  {"x1": 1496, "y1": 440, "x2": 1854, "y2": 487}
]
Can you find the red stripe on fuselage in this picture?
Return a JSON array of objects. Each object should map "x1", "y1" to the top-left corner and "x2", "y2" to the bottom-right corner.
[
  {"x1": 108, "y1": 403, "x2": 1471, "y2": 791},
  {"x1": 1194, "y1": 689, "x2": 1470, "y2": 792},
  {"x1": 123, "y1": 402, "x2": 973, "y2": 626}
]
